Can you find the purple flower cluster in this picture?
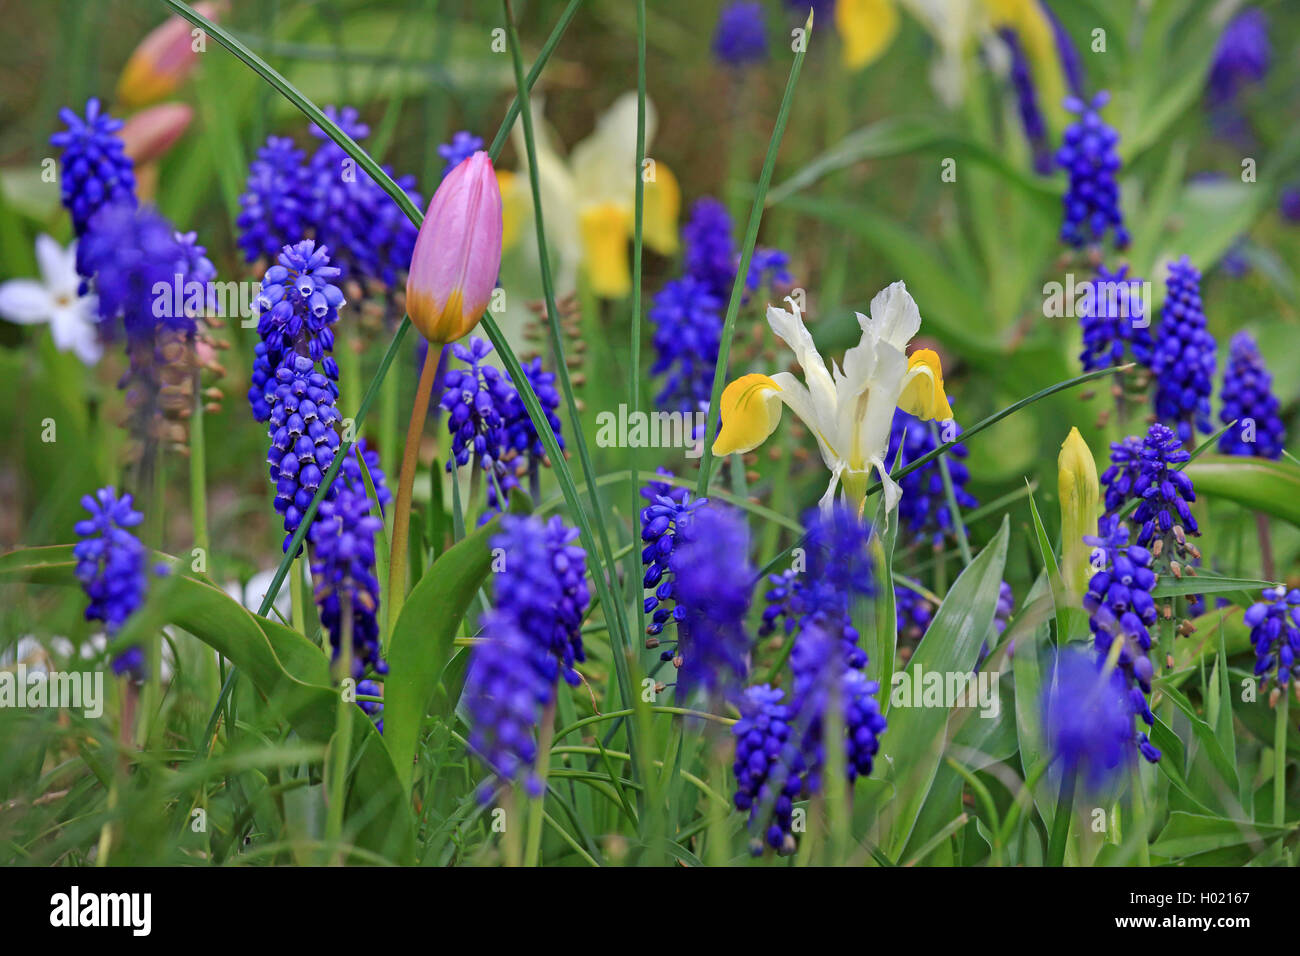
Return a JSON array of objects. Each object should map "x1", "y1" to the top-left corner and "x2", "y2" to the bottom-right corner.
[
  {"x1": 438, "y1": 131, "x2": 484, "y2": 180},
  {"x1": 1103, "y1": 423, "x2": 1199, "y2": 552},
  {"x1": 1207, "y1": 8, "x2": 1270, "y2": 107},
  {"x1": 464, "y1": 514, "x2": 591, "y2": 798},
  {"x1": 1083, "y1": 516, "x2": 1160, "y2": 763},
  {"x1": 50, "y1": 98, "x2": 136, "y2": 238},
  {"x1": 1244, "y1": 586, "x2": 1300, "y2": 687},
  {"x1": 713, "y1": 1, "x2": 768, "y2": 67},
  {"x1": 1218, "y1": 331, "x2": 1285, "y2": 459},
  {"x1": 733, "y1": 505, "x2": 886, "y2": 853},
  {"x1": 73, "y1": 487, "x2": 163, "y2": 680},
  {"x1": 998, "y1": 28, "x2": 1051, "y2": 175},
  {"x1": 1151, "y1": 257, "x2": 1216, "y2": 442},
  {"x1": 1077, "y1": 264, "x2": 1154, "y2": 372},
  {"x1": 649, "y1": 197, "x2": 791, "y2": 411},
  {"x1": 309, "y1": 473, "x2": 388, "y2": 681},
  {"x1": 640, "y1": 485, "x2": 709, "y2": 651},
  {"x1": 237, "y1": 106, "x2": 422, "y2": 293},
  {"x1": 1042, "y1": 649, "x2": 1139, "y2": 792},
  {"x1": 667, "y1": 503, "x2": 752, "y2": 699},
  {"x1": 1057, "y1": 91, "x2": 1128, "y2": 249},
  {"x1": 885, "y1": 409, "x2": 977, "y2": 546}
]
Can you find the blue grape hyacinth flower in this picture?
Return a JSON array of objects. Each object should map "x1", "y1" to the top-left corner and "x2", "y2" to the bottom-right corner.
[
  {"x1": 438, "y1": 130, "x2": 484, "y2": 179},
  {"x1": 1083, "y1": 516, "x2": 1160, "y2": 763},
  {"x1": 265, "y1": 354, "x2": 343, "y2": 551},
  {"x1": 886, "y1": 409, "x2": 977, "y2": 547},
  {"x1": 1207, "y1": 8, "x2": 1270, "y2": 107},
  {"x1": 50, "y1": 98, "x2": 137, "y2": 238},
  {"x1": 641, "y1": 479, "x2": 708, "y2": 645},
  {"x1": 1244, "y1": 586, "x2": 1300, "y2": 687},
  {"x1": 667, "y1": 503, "x2": 752, "y2": 700},
  {"x1": 1057, "y1": 91, "x2": 1129, "y2": 249},
  {"x1": 74, "y1": 487, "x2": 162, "y2": 680},
  {"x1": 1151, "y1": 257, "x2": 1216, "y2": 442},
  {"x1": 1043, "y1": 649, "x2": 1138, "y2": 793},
  {"x1": 1077, "y1": 264, "x2": 1154, "y2": 372},
  {"x1": 236, "y1": 137, "x2": 310, "y2": 265},
  {"x1": 998, "y1": 28, "x2": 1052, "y2": 175},
  {"x1": 1218, "y1": 331, "x2": 1285, "y2": 460},
  {"x1": 713, "y1": 1, "x2": 768, "y2": 67}
]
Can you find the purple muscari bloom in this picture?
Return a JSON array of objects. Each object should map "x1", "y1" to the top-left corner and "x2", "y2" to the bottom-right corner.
[
  {"x1": 1042, "y1": 649, "x2": 1137, "y2": 792},
  {"x1": 236, "y1": 137, "x2": 309, "y2": 264},
  {"x1": 1244, "y1": 586, "x2": 1300, "y2": 686},
  {"x1": 76, "y1": 202, "x2": 190, "y2": 342},
  {"x1": 977, "y1": 581, "x2": 1016, "y2": 670},
  {"x1": 1218, "y1": 331, "x2": 1285, "y2": 460},
  {"x1": 438, "y1": 131, "x2": 484, "y2": 179},
  {"x1": 641, "y1": 480, "x2": 708, "y2": 642},
  {"x1": 1040, "y1": 0, "x2": 1085, "y2": 97},
  {"x1": 1280, "y1": 187, "x2": 1300, "y2": 223},
  {"x1": 50, "y1": 98, "x2": 136, "y2": 238},
  {"x1": 681, "y1": 197, "x2": 737, "y2": 301},
  {"x1": 1207, "y1": 9, "x2": 1270, "y2": 107},
  {"x1": 492, "y1": 515, "x2": 589, "y2": 686},
  {"x1": 463, "y1": 612, "x2": 554, "y2": 801},
  {"x1": 265, "y1": 353, "x2": 343, "y2": 551},
  {"x1": 998, "y1": 28, "x2": 1052, "y2": 175},
  {"x1": 886, "y1": 409, "x2": 977, "y2": 546},
  {"x1": 309, "y1": 479, "x2": 387, "y2": 680},
  {"x1": 1151, "y1": 257, "x2": 1216, "y2": 442},
  {"x1": 357, "y1": 678, "x2": 384, "y2": 733},
  {"x1": 745, "y1": 247, "x2": 792, "y2": 297},
  {"x1": 249, "y1": 239, "x2": 345, "y2": 421},
  {"x1": 713, "y1": 1, "x2": 768, "y2": 67},
  {"x1": 440, "y1": 336, "x2": 520, "y2": 508},
  {"x1": 1082, "y1": 516, "x2": 1160, "y2": 763},
  {"x1": 1057, "y1": 91, "x2": 1129, "y2": 249},
  {"x1": 732, "y1": 685, "x2": 803, "y2": 855},
  {"x1": 1132, "y1": 423, "x2": 1197, "y2": 542},
  {"x1": 503, "y1": 356, "x2": 565, "y2": 489},
  {"x1": 667, "y1": 503, "x2": 752, "y2": 700},
  {"x1": 648, "y1": 275, "x2": 723, "y2": 413},
  {"x1": 73, "y1": 487, "x2": 153, "y2": 679},
  {"x1": 1077, "y1": 264, "x2": 1154, "y2": 372},
  {"x1": 895, "y1": 583, "x2": 935, "y2": 641}
]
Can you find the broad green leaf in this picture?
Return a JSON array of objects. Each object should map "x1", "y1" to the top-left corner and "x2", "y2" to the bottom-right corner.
[
  {"x1": 1152, "y1": 575, "x2": 1276, "y2": 599},
  {"x1": 0, "y1": 545, "x2": 415, "y2": 862},
  {"x1": 876, "y1": 518, "x2": 1009, "y2": 859},
  {"x1": 1185, "y1": 456, "x2": 1300, "y2": 528},
  {"x1": 385, "y1": 499, "x2": 528, "y2": 796}
]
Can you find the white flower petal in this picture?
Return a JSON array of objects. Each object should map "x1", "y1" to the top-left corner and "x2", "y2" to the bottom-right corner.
[
  {"x1": 862, "y1": 281, "x2": 921, "y2": 351},
  {"x1": 0, "y1": 279, "x2": 54, "y2": 325},
  {"x1": 35, "y1": 233, "x2": 79, "y2": 295},
  {"x1": 766, "y1": 300, "x2": 838, "y2": 417},
  {"x1": 771, "y1": 370, "x2": 840, "y2": 471}
]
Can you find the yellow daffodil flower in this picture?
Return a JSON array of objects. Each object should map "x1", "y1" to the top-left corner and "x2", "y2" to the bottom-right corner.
[
  {"x1": 712, "y1": 281, "x2": 952, "y2": 518},
  {"x1": 499, "y1": 92, "x2": 679, "y2": 299}
]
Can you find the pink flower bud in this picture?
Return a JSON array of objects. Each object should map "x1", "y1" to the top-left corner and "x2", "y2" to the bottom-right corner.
[
  {"x1": 120, "y1": 103, "x2": 194, "y2": 164},
  {"x1": 116, "y1": 2, "x2": 224, "y2": 108},
  {"x1": 406, "y1": 151, "x2": 503, "y2": 344}
]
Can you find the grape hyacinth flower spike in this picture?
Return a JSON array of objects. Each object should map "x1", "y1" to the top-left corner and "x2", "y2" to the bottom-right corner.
[
  {"x1": 1057, "y1": 91, "x2": 1128, "y2": 249},
  {"x1": 1151, "y1": 257, "x2": 1216, "y2": 442},
  {"x1": 1244, "y1": 587, "x2": 1300, "y2": 691},
  {"x1": 1043, "y1": 649, "x2": 1138, "y2": 794},
  {"x1": 1218, "y1": 331, "x2": 1285, "y2": 459},
  {"x1": 74, "y1": 487, "x2": 165, "y2": 680},
  {"x1": 50, "y1": 98, "x2": 136, "y2": 239}
]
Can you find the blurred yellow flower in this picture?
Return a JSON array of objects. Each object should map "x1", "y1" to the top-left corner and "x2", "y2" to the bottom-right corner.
[
  {"x1": 1058, "y1": 426, "x2": 1100, "y2": 597},
  {"x1": 499, "y1": 92, "x2": 680, "y2": 299}
]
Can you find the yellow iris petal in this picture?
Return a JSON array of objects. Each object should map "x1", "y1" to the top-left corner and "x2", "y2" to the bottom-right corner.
[
  {"x1": 712, "y1": 374, "x2": 784, "y2": 457},
  {"x1": 897, "y1": 349, "x2": 953, "y2": 421},
  {"x1": 496, "y1": 170, "x2": 526, "y2": 251},
  {"x1": 642, "y1": 162, "x2": 681, "y2": 256},
  {"x1": 579, "y1": 202, "x2": 632, "y2": 299},
  {"x1": 835, "y1": 0, "x2": 899, "y2": 72}
]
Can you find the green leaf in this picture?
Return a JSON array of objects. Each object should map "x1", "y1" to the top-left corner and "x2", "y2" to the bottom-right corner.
[
  {"x1": 0, "y1": 545, "x2": 415, "y2": 862},
  {"x1": 1184, "y1": 456, "x2": 1300, "y2": 528},
  {"x1": 1151, "y1": 811, "x2": 1291, "y2": 862},
  {"x1": 1152, "y1": 574, "x2": 1276, "y2": 599},
  {"x1": 385, "y1": 497, "x2": 529, "y2": 796},
  {"x1": 1153, "y1": 680, "x2": 1240, "y2": 801},
  {"x1": 877, "y1": 518, "x2": 1009, "y2": 859}
]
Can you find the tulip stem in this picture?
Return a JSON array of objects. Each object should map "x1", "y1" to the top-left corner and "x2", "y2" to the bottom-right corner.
[
  {"x1": 1274, "y1": 689, "x2": 1289, "y2": 826},
  {"x1": 387, "y1": 345, "x2": 439, "y2": 634}
]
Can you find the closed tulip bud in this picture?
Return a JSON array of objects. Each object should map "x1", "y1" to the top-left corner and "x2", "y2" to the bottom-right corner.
[
  {"x1": 406, "y1": 150, "x2": 503, "y2": 344},
  {"x1": 117, "y1": 3, "x2": 224, "y2": 108},
  {"x1": 119, "y1": 103, "x2": 194, "y2": 165},
  {"x1": 1058, "y1": 426, "x2": 1100, "y2": 597}
]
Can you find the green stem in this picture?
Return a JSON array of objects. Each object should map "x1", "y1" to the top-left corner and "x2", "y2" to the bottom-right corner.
[
  {"x1": 696, "y1": 10, "x2": 813, "y2": 495},
  {"x1": 326, "y1": 594, "x2": 354, "y2": 864},
  {"x1": 290, "y1": 556, "x2": 307, "y2": 638},
  {"x1": 189, "y1": 384, "x2": 209, "y2": 556},
  {"x1": 1047, "y1": 767, "x2": 1076, "y2": 866},
  {"x1": 1275, "y1": 690, "x2": 1290, "y2": 826},
  {"x1": 524, "y1": 702, "x2": 556, "y2": 866},
  {"x1": 933, "y1": 422, "x2": 971, "y2": 566},
  {"x1": 1131, "y1": 761, "x2": 1151, "y2": 866}
]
